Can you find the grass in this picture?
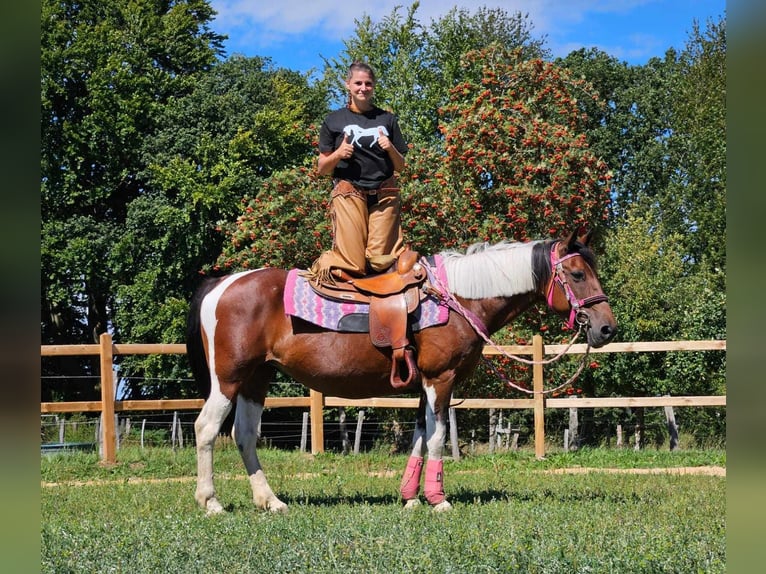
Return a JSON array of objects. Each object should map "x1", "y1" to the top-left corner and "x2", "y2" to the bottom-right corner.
[{"x1": 41, "y1": 444, "x2": 725, "y2": 573}]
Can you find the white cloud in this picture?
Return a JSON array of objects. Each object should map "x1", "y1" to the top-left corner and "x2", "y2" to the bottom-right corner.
[
  {"x1": 211, "y1": 0, "x2": 658, "y2": 38},
  {"x1": 209, "y1": 0, "x2": 714, "y2": 64}
]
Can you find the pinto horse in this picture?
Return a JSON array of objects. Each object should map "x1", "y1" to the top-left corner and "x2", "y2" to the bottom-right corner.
[{"x1": 187, "y1": 230, "x2": 617, "y2": 514}]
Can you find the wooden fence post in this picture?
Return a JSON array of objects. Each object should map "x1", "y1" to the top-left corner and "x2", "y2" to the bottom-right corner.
[
  {"x1": 353, "y1": 410, "x2": 365, "y2": 455},
  {"x1": 99, "y1": 333, "x2": 116, "y2": 464},
  {"x1": 448, "y1": 407, "x2": 460, "y2": 460},
  {"x1": 663, "y1": 396, "x2": 679, "y2": 451},
  {"x1": 488, "y1": 408, "x2": 497, "y2": 454},
  {"x1": 568, "y1": 407, "x2": 579, "y2": 451},
  {"x1": 300, "y1": 412, "x2": 308, "y2": 452},
  {"x1": 533, "y1": 334, "x2": 546, "y2": 459},
  {"x1": 339, "y1": 407, "x2": 349, "y2": 454},
  {"x1": 310, "y1": 389, "x2": 324, "y2": 454},
  {"x1": 171, "y1": 411, "x2": 178, "y2": 448}
]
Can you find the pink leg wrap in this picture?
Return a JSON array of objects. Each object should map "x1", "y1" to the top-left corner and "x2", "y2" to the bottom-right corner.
[
  {"x1": 399, "y1": 456, "x2": 424, "y2": 500},
  {"x1": 424, "y1": 458, "x2": 446, "y2": 505}
]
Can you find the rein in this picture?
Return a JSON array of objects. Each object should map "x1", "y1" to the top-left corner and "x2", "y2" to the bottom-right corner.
[{"x1": 420, "y1": 243, "x2": 604, "y2": 395}]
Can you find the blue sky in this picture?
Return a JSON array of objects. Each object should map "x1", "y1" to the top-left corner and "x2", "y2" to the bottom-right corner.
[{"x1": 208, "y1": 0, "x2": 726, "y2": 74}]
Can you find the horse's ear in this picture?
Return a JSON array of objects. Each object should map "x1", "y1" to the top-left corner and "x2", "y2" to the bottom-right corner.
[
  {"x1": 562, "y1": 229, "x2": 578, "y2": 254},
  {"x1": 559, "y1": 229, "x2": 589, "y2": 255}
]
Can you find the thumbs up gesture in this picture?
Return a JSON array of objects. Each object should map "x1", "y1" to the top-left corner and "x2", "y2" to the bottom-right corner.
[
  {"x1": 377, "y1": 127, "x2": 391, "y2": 151},
  {"x1": 337, "y1": 133, "x2": 354, "y2": 160}
]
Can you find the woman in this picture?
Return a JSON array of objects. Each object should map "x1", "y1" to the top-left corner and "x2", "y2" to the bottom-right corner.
[{"x1": 307, "y1": 61, "x2": 408, "y2": 284}]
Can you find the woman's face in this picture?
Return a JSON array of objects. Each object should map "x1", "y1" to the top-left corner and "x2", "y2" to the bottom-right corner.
[{"x1": 346, "y1": 70, "x2": 375, "y2": 111}]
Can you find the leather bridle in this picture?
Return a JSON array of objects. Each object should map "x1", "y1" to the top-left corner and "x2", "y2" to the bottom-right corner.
[{"x1": 546, "y1": 243, "x2": 609, "y2": 330}]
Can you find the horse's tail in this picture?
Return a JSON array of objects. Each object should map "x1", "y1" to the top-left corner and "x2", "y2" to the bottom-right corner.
[{"x1": 186, "y1": 276, "x2": 222, "y2": 399}]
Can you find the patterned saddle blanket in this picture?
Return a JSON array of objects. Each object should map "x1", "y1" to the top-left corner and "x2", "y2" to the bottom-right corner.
[{"x1": 283, "y1": 255, "x2": 450, "y2": 333}]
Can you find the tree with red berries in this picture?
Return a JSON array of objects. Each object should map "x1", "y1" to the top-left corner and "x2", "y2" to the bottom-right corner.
[{"x1": 400, "y1": 45, "x2": 611, "y2": 255}]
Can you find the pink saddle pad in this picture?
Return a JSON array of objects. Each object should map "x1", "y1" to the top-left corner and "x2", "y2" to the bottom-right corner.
[{"x1": 283, "y1": 256, "x2": 449, "y2": 333}]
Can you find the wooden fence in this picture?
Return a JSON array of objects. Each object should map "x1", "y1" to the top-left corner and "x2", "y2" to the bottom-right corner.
[{"x1": 41, "y1": 334, "x2": 726, "y2": 463}]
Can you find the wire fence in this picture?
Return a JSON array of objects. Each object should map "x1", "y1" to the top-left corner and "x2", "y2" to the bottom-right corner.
[{"x1": 40, "y1": 410, "x2": 425, "y2": 454}]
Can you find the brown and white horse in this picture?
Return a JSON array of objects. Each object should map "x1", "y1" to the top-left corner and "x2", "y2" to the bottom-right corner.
[{"x1": 187, "y1": 230, "x2": 617, "y2": 514}]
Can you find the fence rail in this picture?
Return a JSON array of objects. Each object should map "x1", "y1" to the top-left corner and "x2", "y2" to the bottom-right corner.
[{"x1": 41, "y1": 334, "x2": 725, "y2": 462}]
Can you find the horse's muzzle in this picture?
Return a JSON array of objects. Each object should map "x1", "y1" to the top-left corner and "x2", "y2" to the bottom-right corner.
[{"x1": 586, "y1": 319, "x2": 617, "y2": 348}]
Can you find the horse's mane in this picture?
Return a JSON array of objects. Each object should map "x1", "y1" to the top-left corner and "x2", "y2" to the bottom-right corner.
[{"x1": 439, "y1": 240, "x2": 549, "y2": 299}]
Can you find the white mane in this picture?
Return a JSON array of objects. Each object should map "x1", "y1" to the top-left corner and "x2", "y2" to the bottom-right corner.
[{"x1": 440, "y1": 241, "x2": 541, "y2": 299}]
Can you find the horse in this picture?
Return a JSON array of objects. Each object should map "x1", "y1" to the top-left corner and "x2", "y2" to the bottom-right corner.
[
  {"x1": 186, "y1": 230, "x2": 617, "y2": 515},
  {"x1": 343, "y1": 124, "x2": 388, "y2": 147}
]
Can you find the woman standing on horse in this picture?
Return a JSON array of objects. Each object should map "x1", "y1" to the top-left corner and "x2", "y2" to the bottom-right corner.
[{"x1": 306, "y1": 61, "x2": 409, "y2": 285}]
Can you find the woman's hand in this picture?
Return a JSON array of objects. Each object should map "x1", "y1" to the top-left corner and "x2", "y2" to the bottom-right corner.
[
  {"x1": 318, "y1": 135, "x2": 353, "y2": 175},
  {"x1": 336, "y1": 134, "x2": 354, "y2": 160},
  {"x1": 379, "y1": 128, "x2": 405, "y2": 172},
  {"x1": 377, "y1": 128, "x2": 392, "y2": 151}
]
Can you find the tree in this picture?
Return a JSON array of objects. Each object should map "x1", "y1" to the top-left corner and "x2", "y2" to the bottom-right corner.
[
  {"x1": 402, "y1": 46, "x2": 611, "y2": 252},
  {"x1": 667, "y1": 17, "x2": 726, "y2": 281},
  {"x1": 560, "y1": 18, "x2": 727, "y2": 444},
  {"x1": 402, "y1": 46, "x2": 613, "y2": 420},
  {"x1": 595, "y1": 209, "x2": 725, "y2": 445},
  {"x1": 214, "y1": 163, "x2": 331, "y2": 273},
  {"x1": 41, "y1": 0, "x2": 224, "y2": 400},
  {"x1": 560, "y1": 17, "x2": 725, "y2": 282},
  {"x1": 555, "y1": 48, "x2": 632, "y2": 188}
]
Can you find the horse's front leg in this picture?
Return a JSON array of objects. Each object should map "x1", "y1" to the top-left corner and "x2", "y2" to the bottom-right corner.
[
  {"x1": 194, "y1": 388, "x2": 232, "y2": 515},
  {"x1": 400, "y1": 393, "x2": 427, "y2": 508},
  {"x1": 400, "y1": 383, "x2": 452, "y2": 511},
  {"x1": 234, "y1": 397, "x2": 288, "y2": 513},
  {"x1": 423, "y1": 384, "x2": 452, "y2": 511}
]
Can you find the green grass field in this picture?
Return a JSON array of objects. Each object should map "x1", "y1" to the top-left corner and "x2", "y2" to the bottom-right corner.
[{"x1": 41, "y1": 444, "x2": 725, "y2": 573}]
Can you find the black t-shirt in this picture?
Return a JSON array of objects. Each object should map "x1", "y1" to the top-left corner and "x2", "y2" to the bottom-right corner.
[{"x1": 319, "y1": 106, "x2": 408, "y2": 189}]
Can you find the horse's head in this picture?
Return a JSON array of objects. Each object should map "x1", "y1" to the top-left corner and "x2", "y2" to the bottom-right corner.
[{"x1": 545, "y1": 230, "x2": 617, "y2": 347}]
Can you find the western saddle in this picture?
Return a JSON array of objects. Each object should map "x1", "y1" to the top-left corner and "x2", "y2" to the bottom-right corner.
[{"x1": 308, "y1": 247, "x2": 428, "y2": 389}]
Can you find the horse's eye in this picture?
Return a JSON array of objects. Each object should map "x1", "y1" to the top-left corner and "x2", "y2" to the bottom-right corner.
[{"x1": 571, "y1": 270, "x2": 586, "y2": 281}]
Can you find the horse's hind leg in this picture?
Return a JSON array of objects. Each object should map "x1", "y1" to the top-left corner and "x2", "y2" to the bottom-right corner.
[
  {"x1": 234, "y1": 394, "x2": 288, "y2": 513},
  {"x1": 194, "y1": 387, "x2": 232, "y2": 515},
  {"x1": 400, "y1": 392, "x2": 427, "y2": 508}
]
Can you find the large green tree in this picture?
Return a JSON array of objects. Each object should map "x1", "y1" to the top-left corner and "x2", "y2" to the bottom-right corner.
[
  {"x1": 560, "y1": 17, "x2": 726, "y2": 444},
  {"x1": 41, "y1": 0, "x2": 224, "y2": 400},
  {"x1": 667, "y1": 18, "x2": 726, "y2": 279},
  {"x1": 560, "y1": 16, "x2": 725, "y2": 281}
]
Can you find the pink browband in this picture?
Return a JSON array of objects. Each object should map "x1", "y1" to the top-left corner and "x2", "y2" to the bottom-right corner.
[{"x1": 546, "y1": 243, "x2": 609, "y2": 329}]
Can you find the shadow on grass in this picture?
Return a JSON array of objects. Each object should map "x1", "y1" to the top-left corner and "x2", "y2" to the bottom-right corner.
[{"x1": 218, "y1": 486, "x2": 637, "y2": 512}]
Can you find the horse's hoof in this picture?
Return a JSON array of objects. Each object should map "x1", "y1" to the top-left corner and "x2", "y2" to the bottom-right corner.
[
  {"x1": 403, "y1": 498, "x2": 421, "y2": 510},
  {"x1": 432, "y1": 500, "x2": 452, "y2": 512},
  {"x1": 268, "y1": 500, "x2": 288, "y2": 514},
  {"x1": 205, "y1": 498, "x2": 225, "y2": 516}
]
